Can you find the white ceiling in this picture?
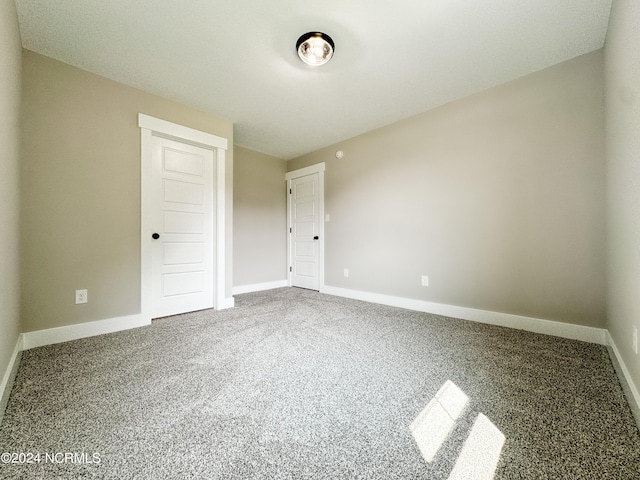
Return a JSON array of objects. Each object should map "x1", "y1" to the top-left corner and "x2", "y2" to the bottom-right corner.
[{"x1": 15, "y1": 0, "x2": 612, "y2": 159}]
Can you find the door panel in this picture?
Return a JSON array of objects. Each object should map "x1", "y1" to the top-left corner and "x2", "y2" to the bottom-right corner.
[
  {"x1": 163, "y1": 211, "x2": 204, "y2": 234},
  {"x1": 164, "y1": 180, "x2": 205, "y2": 205},
  {"x1": 151, "y1": 135, "x2": 214, "y2": 318},
  {"x1": 163, "y1": 148, "x2": 205, "y2": 176},
  {"x1": 162, "y1": 271, "x2": 204, "y2": 297},
  {"x1": 163, "y1": 243, "x2": 204, "y2": 265}
]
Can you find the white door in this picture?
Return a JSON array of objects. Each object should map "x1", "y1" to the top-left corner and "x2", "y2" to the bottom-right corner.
[
  {"x1": 150, "y1": 135, "x2": 214, "y2": 318},
  {"x1": 290, "y1": 173, "x2": 320, "y2": 290}
]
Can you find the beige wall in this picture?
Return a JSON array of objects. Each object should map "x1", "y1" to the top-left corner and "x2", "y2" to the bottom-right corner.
[
  {"x1": 0, "y1": 0, "x2": 23, "y2": 404},
  {"x1": 289, "y1": 51, "x2": 606, "y2": 328},
  {"x1": 233, "y1": 146, "x2": 287, "y2": 287},
  {"x1": 605, "y1": 1, "x2": 640, "y2": 395},
  {"x1": 20, "y1": 51, "x2": 234, "y2": 332}
]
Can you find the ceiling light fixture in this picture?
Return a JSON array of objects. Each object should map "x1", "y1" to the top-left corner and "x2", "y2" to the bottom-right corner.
[{"x1": 296, "y1": 32, "x2": 335, "y2": 66}]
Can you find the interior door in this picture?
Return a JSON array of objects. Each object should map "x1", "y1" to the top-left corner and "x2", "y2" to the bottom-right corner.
[
  {"x1": 150, "y1": 135, "x2": 214, "y2": 318},
  {"x1": 290, "y1": 173, "x2": 320, "y2": 290}
]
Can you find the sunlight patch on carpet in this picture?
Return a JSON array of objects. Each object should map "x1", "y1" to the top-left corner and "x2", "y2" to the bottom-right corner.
[
  {"x1": 410, "y1": 380, "x2": 505, "y2": 479},
  {"x1": 447, "y1": 413, "x2": 505, "y2": 480},
  {"x1": 410, "y1": 380, "x2": 469, "y2": 462}
]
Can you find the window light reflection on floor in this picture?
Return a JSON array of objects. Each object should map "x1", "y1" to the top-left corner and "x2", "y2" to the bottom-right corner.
[
  {"x1": 410, "y1": 380, "x2": 505, "y2": 480},
  {"x1": 409, "y1": 380, "x2": 469, "y2": 462},
  {"x1": 447, "y1": 413, "x2": 505, "y2": 480}
]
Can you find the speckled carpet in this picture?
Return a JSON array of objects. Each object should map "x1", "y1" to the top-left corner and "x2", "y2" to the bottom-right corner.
[{"x1": 1, "y1": 287, "x2": 639, "y2": 479}]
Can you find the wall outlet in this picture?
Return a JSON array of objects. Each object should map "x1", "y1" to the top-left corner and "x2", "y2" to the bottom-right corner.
[
  {"x1": 421, "y1": 275, "x2": 429, "y2": 287},
  {"x1": 633, "y1": 326, "x2": 638, "y2": 355},
  {"x1": 344, "y1": 268, "x2": 349, "y2": 278},
  {"x1": 75, "y1": 289, "x2": 88, "y2": 304}
]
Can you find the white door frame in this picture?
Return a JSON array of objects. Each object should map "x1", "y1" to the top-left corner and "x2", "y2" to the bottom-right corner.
[
  {"x1": 139, "y1": 113, "x2": 230, "y2": 322},
  {"x1": 286, "y1": 162, "x2": 325, "y2": 292}
]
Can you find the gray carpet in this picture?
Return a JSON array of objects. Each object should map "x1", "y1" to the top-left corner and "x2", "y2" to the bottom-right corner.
[{"x1": 1, "y1": 287, "x2": 639, "y2": 479}]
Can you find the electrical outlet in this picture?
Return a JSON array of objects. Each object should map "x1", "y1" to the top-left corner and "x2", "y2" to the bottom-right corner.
[
  {"x1": 633, "y1": 326, "x2": 638, "y2": 355},
  {"x1": 75, "y1": 289, "x2": 88, "y2": 304},
  {"x1": 344, "y1": 268, "x2": 349, "y2": 278},
  {"x1": 421, "y1": 275, "x2": 429, "y2": 287}
]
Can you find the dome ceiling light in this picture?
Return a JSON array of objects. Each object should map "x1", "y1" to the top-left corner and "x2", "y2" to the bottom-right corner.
[{"x1": 296, "y1": 32, "x2": 335, "y2": 66}]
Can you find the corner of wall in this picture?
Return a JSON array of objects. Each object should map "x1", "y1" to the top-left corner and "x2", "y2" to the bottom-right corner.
[
  {"x1": 0, "y1": 0, "x2": 24, "y2": 427},
  {"x1": 606, "y1": 332, "x2": 640, "y2": 429},
  {"x1": 0, "y1": 336, "x2": 23, "y2": 426},
  {"x1": 604, "y1": 0, "x2": 640, "y2": 421}
]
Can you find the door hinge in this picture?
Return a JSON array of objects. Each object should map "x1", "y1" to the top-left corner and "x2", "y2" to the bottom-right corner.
[
  {"x1": 290, "y1": 266, "x2": 292, "y2": 272},
  {"x1": 289, "y1": 227, "x2": 292, "y2": 233},
  {"x1": 289, "y1": 188, "x2": 292, "y2": 194}
]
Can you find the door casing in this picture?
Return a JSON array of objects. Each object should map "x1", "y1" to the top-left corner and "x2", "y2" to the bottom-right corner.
[{"x1": 139, "y1": 113, "x2": 231, "y2": 322}]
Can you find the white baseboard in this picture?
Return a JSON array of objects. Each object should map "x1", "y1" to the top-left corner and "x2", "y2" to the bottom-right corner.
[
  {"x1": 321, "y1": 286, "x2": 608, "y2": 345},
  {"x1": 233, "y1": 280, "x2": 288, "y2": 296},
  {"x1": 1, "y1": 334, "x2": 24, "y2": 422},
  {"x1": 606, "y1": 332, "x2": 640, "y2": 426},
  {"x1": 22, "y1": 314, "x2": 151, "y2": 351},
  {"x1": 0, "y1": 335, "x2": 23, "y2": 393}
]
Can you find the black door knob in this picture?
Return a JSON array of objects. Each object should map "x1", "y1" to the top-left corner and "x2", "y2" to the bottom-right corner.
[
  {"x1": 313, "y1": 236, "x2": 319, "y2": 240},
  {"x1": 152, "y1": 233, "x2": 160, "y2": 240}
]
